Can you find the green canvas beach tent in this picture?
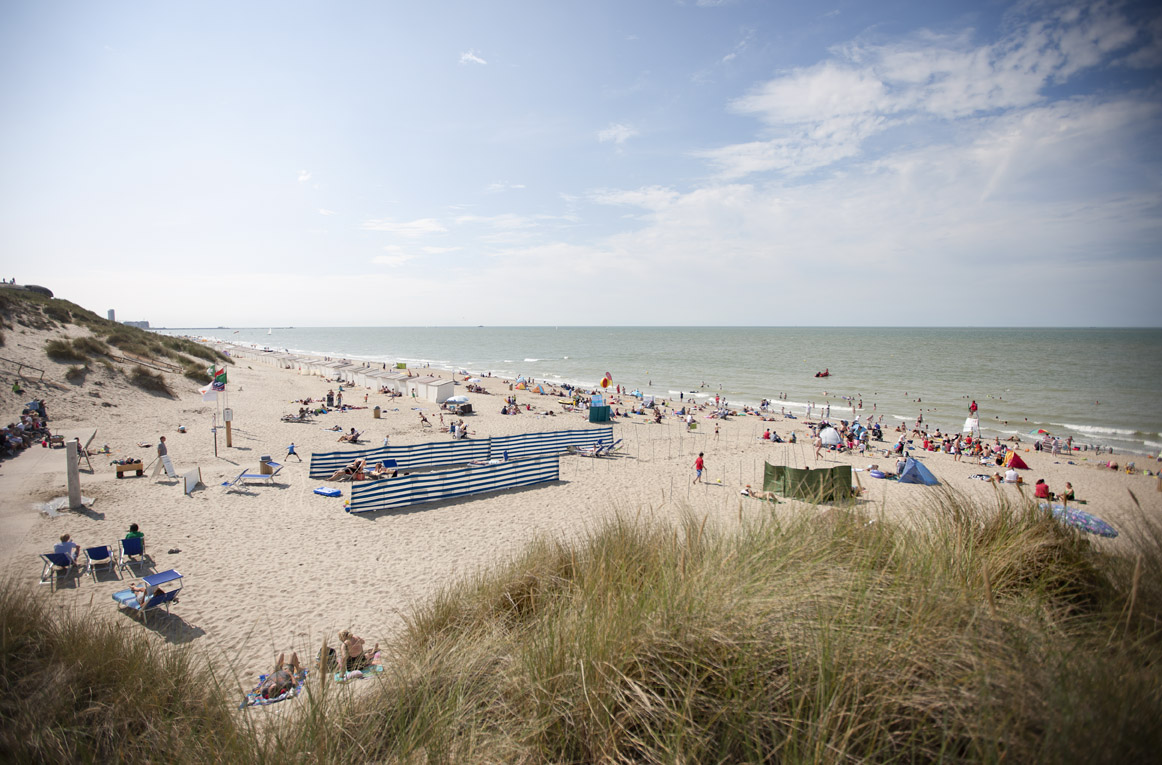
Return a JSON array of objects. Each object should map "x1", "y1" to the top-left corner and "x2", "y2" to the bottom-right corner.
[{"x1": 764, "y1": 463, "x2": 854, "y2": 503}]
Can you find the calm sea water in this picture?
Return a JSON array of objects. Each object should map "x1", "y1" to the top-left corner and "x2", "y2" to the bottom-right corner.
[{"x1": 159, "y1": 327, "x2": 1162, "y2": 456}]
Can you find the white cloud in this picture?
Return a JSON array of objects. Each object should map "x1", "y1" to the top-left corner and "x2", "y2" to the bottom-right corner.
[
  {"x1": 371, "y1": 246, "x2": 418, "y2": 267},
  {"x1": 361, "y1": 218, "x2": 447, "y2": 236},
  {"x1": 422, "y1": 246, "x2": 461, "y2": 254},
  {"x1": 485, "y1": 182, "x2": 526, "y2": 193},
  {"x1": 459, "y1": 49, "x2": 487, "y2": 65},
  {"x1": 704, "y1": 1, "x2": 1145, "y2": 179},
  {"x1": 297, "y1": 170, "x2": 311, "y2": 182},
  {"x1": 318, "y1": 208, "x2": 336, "y2": 216},
  {"x1": 598, "y1": 123, "x2": 639, "y2": 144}
]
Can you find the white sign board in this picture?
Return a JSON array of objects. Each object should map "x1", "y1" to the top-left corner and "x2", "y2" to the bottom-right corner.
[{"x1": 182, "y1": 467, "x2": 203, "y2": 496}]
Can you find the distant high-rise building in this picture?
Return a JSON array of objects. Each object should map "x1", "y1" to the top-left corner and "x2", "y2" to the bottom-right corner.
[{"x1": 108, "y1": 309, "x2": 115, "y2": 322}]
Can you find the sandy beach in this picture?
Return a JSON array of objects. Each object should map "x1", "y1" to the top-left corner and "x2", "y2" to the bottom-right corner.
[{"x1": 3, "y1": 329, "x2": 1160, "y2": 690}]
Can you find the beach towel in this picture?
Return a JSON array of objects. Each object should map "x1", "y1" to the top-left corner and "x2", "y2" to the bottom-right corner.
[
  {"x1": 1039, "y1": 502, "x2": 1117, "y2": 538},
  {"x1": 314, "y1": 487, "x2": 343, "y2": 497},
  {"x1": 334, "y1": 664, "x2": 385, "y2": 683},
  {"x1": 239, "y1": 669, "x2": 307, "y2": 708}
]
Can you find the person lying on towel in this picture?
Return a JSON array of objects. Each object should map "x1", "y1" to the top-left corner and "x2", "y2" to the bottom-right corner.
[{"x1": 258, "y1": 652, "x2": 304, "y2": 699}]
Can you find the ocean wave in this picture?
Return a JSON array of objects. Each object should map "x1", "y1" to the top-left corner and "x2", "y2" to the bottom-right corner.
[
  {"x1": 524, "y1": 358, "x2": 541, "y2": 362},
  {"x1": 1053, "y1": 423, "x2": 1139, "y2": 437}
]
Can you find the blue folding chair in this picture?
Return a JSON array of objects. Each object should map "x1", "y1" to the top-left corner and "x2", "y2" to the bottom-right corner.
[
  {"x1": 39, "y1": 552, "x2": 77, "y2": 591},
  {"x1": 118, "y1": 537, "x2": 146, "y2": 573},
  {"x1": 84, "y1": 544, "x2": 118, "y2": 581},
  {"x1": 112, "y1": 569, "x2": 183, "y2": 623}
]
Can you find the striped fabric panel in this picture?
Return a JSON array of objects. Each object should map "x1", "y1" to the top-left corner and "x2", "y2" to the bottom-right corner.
[
  {"x1": 488, "y1": 427, "x2": 612, "y2": 460},
  {"x1": 346, "y1": 456, "x2": 561, "y2": 513},
  {"x1": 308, "y1": 440, "x2": 489, "y2": 478}
]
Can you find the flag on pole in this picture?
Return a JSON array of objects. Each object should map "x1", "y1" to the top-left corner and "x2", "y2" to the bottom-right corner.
[{"x1": 207, "y1": 365, "x2": 227, "y2": 391}]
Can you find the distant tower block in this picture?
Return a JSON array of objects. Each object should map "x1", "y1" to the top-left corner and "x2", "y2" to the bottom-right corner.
[{"x1": 108, "y1": 309, "x2": 116, "y2": 322}]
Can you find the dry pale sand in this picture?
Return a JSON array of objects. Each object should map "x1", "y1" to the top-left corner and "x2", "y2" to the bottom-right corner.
[{"x1": 3, "y1": 331, "x2": 1160, "y2": 694}]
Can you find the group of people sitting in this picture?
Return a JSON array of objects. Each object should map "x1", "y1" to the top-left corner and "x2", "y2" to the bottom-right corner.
[
  {"x1": 257, "y1": 629, "x2": 381, "y2": 699},
  {"x1": 2, "y1": 398, "x2": 51, "y2": 460},
  {"x1": 326, "y1": 458, "x2": 403, "y2": 481}
]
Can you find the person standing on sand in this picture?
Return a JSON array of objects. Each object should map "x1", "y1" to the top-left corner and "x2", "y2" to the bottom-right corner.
[
  {"x1": 285, "y1": 442, "x2": 302, "y2": 462},
  {"x1": 157, "y1": 436, "x2": 167, "y2": 460},
  {"x1": 693, "y1": 452, "x2": 705, "y2": 484}
]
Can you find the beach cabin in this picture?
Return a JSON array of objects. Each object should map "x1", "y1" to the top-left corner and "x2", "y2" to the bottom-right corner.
[
  {"x1": 377, "y1": 372, "x2": 410, "y2": 396},
  {"x1": 408, "y1": 375, "x2": 455, "y2": 404}
]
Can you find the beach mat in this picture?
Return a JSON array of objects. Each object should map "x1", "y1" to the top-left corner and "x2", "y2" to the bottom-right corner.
[
  {"x1": 1039, "y1": 502, "x2": 1118, "y2": 538},
  {"x1": 334, "y1": 663, "x2": 385, "y2": 683},
  {"x1": 240, "y1": 669, "x2": 307, "y2": 708}
]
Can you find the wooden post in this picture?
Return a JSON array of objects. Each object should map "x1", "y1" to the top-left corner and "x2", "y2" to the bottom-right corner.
[
  {"x1": 226, "y1": 420, "x2": 233, "y2": 447},
  {"x1": 66, "y1": 440, "x2": 82, "y2": 509}
]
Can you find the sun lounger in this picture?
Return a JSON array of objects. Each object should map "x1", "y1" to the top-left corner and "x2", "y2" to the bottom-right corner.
[
  {"x1": 39, "y1": 552, "x2": 77, "y2": 591},
  {"x1": 112, "y1": 569, "x2": 183, "y2": 623},
  {"x1": 83, "y1": 544, "x2": 118, "y2": 581},
  {"x1": 223, "y1": 463, "x2": 284, "y2": 492}
]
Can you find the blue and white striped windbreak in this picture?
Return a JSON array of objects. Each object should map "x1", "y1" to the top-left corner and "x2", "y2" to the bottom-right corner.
[
  {"x1": 346, "y1": 455, "x2": 560, "y2": 513},
  {"x1": 309, "y1": 428, "x2": 612, "y2": 479}
]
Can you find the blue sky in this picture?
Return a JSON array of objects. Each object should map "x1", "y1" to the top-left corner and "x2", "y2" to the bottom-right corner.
[{"x1": 2, "y1": 0, "x2": 1160, "y2": 326}]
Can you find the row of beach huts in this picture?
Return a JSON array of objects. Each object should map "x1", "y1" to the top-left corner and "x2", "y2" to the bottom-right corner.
[{"x1": 214, "y1": 344, "x2": 457, "y2": 403}]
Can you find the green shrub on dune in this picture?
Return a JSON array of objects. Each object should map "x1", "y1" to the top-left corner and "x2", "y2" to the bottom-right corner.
[{"x1": 44, "y1": 339, "x2": 86, "y2": 363}]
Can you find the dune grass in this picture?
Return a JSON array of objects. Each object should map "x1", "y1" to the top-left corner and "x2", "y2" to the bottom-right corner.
[
  {"x1": 4, "y1": 492, "x2": 1161, "y2": 763},
  {"x1": 0, "y1": 586, "x2": 248, "y2": 762},
  {"x1": 128, "y1": 365, "x2": 173, "y2": 396}
]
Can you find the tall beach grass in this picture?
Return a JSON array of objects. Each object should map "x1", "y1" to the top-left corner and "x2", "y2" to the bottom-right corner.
[{"x1": 4, "y1": 491, "x2": 1161, "y2": 763}]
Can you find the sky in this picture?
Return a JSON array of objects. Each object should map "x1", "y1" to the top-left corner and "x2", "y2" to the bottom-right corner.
[{"x1": 1, "y1": 0, "x2": 1160, "y2": 327}]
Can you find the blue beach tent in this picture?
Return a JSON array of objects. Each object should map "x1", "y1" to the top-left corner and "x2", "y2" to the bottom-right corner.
[{"x1": 898, "y1": 457, "x2": 939, "y2": 485}]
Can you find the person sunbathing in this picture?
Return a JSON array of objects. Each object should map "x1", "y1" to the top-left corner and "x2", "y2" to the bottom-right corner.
[
  {"x1": 369, "y1": 462, "x2": 397, "y2": 478},
  {"x1": 740, "y1": 485, "x2": 777, "y2": 501},
  {"x1": 327, "y1": 458, "x2": 366, "y2": 481},
  {"x1": 258, "y1": 652, "x2": 303, "y2": 699},
  {"x1": 128, "y1": 582, "x2": 168, "y2": 607},
  {"x1": 337, "y1": 630, "x2": 379, "y2": 672},
  {"x1": 338, "y1": 428, "x2": 360, "y2": 443}
]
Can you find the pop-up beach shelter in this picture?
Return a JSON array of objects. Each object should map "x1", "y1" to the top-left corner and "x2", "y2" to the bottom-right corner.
[
  {"x1": 897, "y1": 457, "x2": 939, "y2": 485},
  {"x1": 819, "y1": 427, "x2": 841, "y2": 446},
  {"x1": 764, "y1": 463, "x2": 853, "y2": 502},
  {"x1": 1003, "y1": 451, "x2": 1030, "y2": 470}
]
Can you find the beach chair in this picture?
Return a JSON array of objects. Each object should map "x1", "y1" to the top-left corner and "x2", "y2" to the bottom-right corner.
[
  {"x1": 224, "y1": 463, "x2": 284, "y2": 493},
  {"x1": 39, "y1": 552, "x2": 77, "y2": 591},
  {"x1": 118, "y1": 537, "x2": 147, "y2": 573},
  {"x1": 83, "y1": 544, "x2": 118, "y2": 581},
  {"x1": 112, "y1": 569, "x2": 183, "y2": 623}
]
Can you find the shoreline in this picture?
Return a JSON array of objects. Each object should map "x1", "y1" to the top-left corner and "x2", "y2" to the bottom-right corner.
[{"x1": 190, "y1": 331, "x2": 1160, "y2": 458}]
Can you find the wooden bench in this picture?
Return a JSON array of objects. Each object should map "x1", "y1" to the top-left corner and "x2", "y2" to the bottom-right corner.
[{"x1": 115, "y1": 461, "x2": 144, "y2": 478}]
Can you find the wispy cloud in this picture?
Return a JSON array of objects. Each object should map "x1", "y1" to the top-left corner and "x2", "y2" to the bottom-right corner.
[
  {"x1": 318, "y1": 208, "x2": 336, "y2": 216},
  {"x1": 459, "y1": 49, "x2": 487, "y2": 65},
  {"x1": 598, "y1": 123, "x2": 639, "y2": 145},
  {"x1": 485, "y1": 181, "x2": 526, "y2": 193},
  {"x1": 361, "y1": 218, "x2": 447, "y2": 236},
  {"x1": 371, "y1": 246, "x2": 417, "y2": 267},
  {"x1": 701, "y1": 0, "x2": 1144, "y2": 179},
  {"x1": 297, "y1": 170, "x2": 311, "y2": 182}
]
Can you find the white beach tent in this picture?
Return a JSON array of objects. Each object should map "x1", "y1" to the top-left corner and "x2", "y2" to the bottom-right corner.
[{"x1": 819, "y1": 427, "x2": 842, "y2": 446}]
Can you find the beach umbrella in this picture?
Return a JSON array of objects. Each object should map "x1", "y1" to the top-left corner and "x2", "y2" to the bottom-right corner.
[
  {"x1": 1029, "y1": 428, "x2": 1050, "y2": 435},
  {"x1": 820, "y1": 427, "x2": 841, "y2": 446},
  {"x1": 468, "y1": 377, "x2": 482, "y2": 383},
  {"x1": 445, "y1": 396, "x2": 469, "y2": 404}
]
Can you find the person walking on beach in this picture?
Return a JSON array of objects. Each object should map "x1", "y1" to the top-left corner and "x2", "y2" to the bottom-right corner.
[
  {"x1": 285, "y1": 442, "x2": 302, "y2": 462},
  {"x1": 693, "y1": 452, "x2": 705, "y2": 484},
  {"x1": 157, "y1": 436, "x2": 167, "y2": 460}
]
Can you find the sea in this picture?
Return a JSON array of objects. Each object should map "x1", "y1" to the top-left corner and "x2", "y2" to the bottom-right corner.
[{"x1": 155, "y1": 327, "x2": 1162, "y2": 457}]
